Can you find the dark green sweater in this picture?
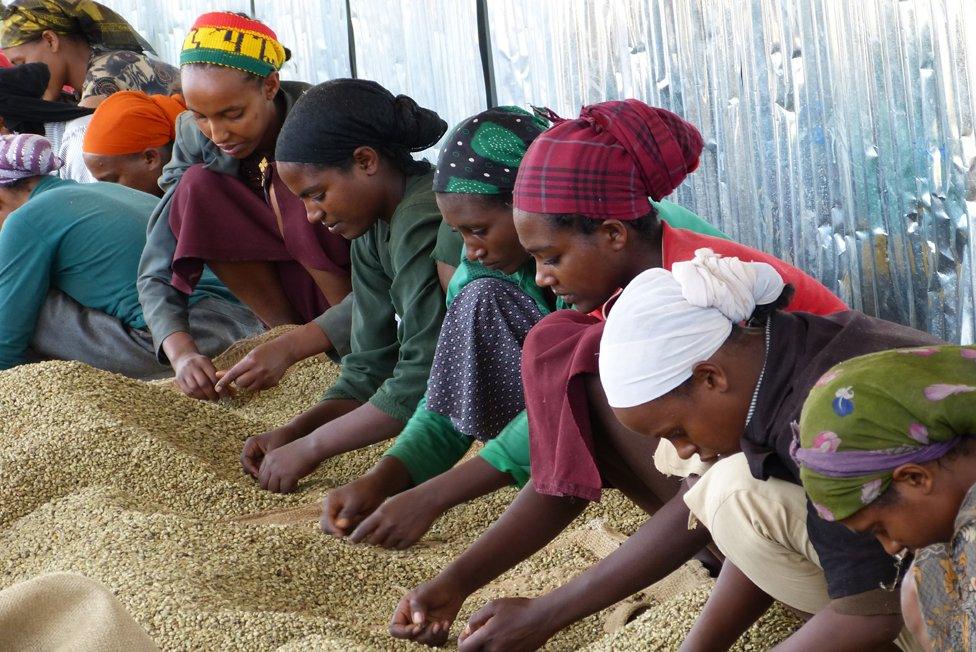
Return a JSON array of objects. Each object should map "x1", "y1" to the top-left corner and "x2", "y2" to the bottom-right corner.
[{"x1": 322, "y1": 171, "x2": 461, "y2": 421}]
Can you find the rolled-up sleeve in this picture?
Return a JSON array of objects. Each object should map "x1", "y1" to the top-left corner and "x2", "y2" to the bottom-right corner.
[
  {"x1": 384, "y1": 395, "x2": 472, "y2": 485},
  {"x1": 479, "y1": 411, "x2": 531, "y2": 487}
]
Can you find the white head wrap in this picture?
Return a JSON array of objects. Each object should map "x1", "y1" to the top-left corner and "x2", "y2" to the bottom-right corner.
[{"x1": 600, "y1": 248, "x2": 785, "y2": 408}]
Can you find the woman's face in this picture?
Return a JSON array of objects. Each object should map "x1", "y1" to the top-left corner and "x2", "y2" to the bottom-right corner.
[
  {"x1": 277, "y1": 156, "x2": 384, "y2": 240},
  {"x1": 181, "y1": 66, "x2": 278, "y2": 160},
  {"x1": 436, "y1": 193, "x2": 528, "y2": 275},
  {"x1": 610, "y1": 361, "x2": 754, "y2": 463},
  {"x1": 841, "y1": 466, "x2": 964, "y2": 554},
  {"x1": 83, "y1": 150, "x2": 167, "y2": 197},
  {"x1": 3, "y1": 33, "x2": 68, "y2": 101},
  {"x1": 513, "y1": 209, "x2": 628, "y2": 313}
]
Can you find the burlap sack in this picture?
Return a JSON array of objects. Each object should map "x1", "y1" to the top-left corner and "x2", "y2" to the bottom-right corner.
[{"x1": 0, "y1": 573, "x2": 157, "y2": 651}]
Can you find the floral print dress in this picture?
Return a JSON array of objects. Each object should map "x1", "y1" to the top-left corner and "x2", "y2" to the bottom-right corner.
[{"x1": 914, "y1": 483, "x2": 976, "y2": 650}]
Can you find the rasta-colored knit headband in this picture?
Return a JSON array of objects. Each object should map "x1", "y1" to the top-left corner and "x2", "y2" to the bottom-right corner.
[{"x1": 180, "y1": 12, "x2": 289, "y2": 78}]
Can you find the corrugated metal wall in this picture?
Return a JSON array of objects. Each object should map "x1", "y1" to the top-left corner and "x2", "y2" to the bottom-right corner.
[{"x1": 102, "y1": 0, "x2": 976, "y2": 344}]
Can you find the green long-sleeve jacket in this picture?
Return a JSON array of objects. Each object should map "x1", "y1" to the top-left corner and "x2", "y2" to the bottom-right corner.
[
  {"x1": 384, "y1": 199, "x2": 728, "y2": 487},
  {"x1": 321, "y1": 171, "x2": 461, "y2": 421}
]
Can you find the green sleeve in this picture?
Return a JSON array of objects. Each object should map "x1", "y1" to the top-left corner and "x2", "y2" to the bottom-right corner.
[
  {"x1": 383, "y1": 395, "x2": 473, "y2": 486},
  {"x1": 326, "y1": 196, "x2": 449, "y2": 420},
  {"x1": 371, "y1": 203, "x2": 451, "y2": 420},
  {"x1": 322, "y1": 233, "x2": 400, "y2": 406},
  {"x1": 478, "y1": 410, "x2": 531, "y2": 488},
  {"x1": 431, "y1": 219, "x2": 463, "y2": 267},
  {"x1": 653, "y1": 200, "x2": 730, "y2": 240},
  {"x1": 312, "y1": 292, "x2": 354, "y2": 359}
]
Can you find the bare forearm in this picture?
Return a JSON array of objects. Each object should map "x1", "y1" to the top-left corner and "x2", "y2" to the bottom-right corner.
[
  {"x1": 441, "y1": 483, "x2": 586, "y2": 595},
  {"x1": 775, "y1": 608, "x2": 902, "y2": 651},
  {"x1": 306, "y1": 403, "x2": 405, "y2": 460},
  {"x1": 366, "y1": 455, "x2": 416, "y2": 496},
  {"x1": 277, "y1": 321, "x2": 333, "y2": 360},
  {"x1": 535, "y1": 490, "x2": 712, "y2": 632},
  {"x1": 421, "y1": 457, "x2": 512, "y2": 513},
  {"x1": 436, "y1": 262, "x2": 456, "y2": 294},
  {"x1": 304, "y1": 267, "x2": 352, "y2": 308},
  {"x1": 289, "y1": 398, "x2": 361, "y2": 436},
  {"x1": 680, "y1": 562, "x2": 774, "y2": 651},
  {"x1": 161, "y1": 330, "x2": 199, "y2": 363}
]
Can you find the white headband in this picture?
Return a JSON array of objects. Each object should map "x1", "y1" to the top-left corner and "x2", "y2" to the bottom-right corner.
[{"x1": 600, "y1": 248, "x2": 785, "y2": 408}]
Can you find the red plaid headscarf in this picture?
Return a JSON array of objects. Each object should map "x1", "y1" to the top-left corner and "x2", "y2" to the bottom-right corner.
[{"x1": 514, "y1": 100, "x2": 703, "y2": 220}]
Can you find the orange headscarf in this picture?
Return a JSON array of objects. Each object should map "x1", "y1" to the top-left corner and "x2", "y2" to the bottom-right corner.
[{"x1": 83, "y1": 91, "x2": 186, "y2": 156}]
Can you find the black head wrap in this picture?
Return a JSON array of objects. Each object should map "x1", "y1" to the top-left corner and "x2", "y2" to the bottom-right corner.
[
  {"x1": 0, "y1": 62, "x2": 93, "y2": 133},
  {"x1": 276, "y1": 78, "x2": 447, "y2": 175},
  {"x1": 433, "y1": 106, "x2": 549, "y2": 195}
]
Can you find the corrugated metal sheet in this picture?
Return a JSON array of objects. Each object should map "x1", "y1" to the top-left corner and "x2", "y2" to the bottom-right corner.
[
  {"x1": 348, "y1": 0, "x2": 487, "y2": 157},
  {"x1": 488, "y1": 0, "x2": 976, "y2": 343},
  {"x1": 101, "y1": 0, "x2": 250, "y2": 69},
  {"x1": 94, "y1": 0, "x2": 976, "y2": 343},
  {"x1": 252, "y1": 0, "x2": 351, "y2": 82}
]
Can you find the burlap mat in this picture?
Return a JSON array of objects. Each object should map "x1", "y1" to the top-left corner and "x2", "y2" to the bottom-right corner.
[
  {"x1": 563, "y1": 519, "x2": 713, "y2": 633},
  {"x1": 230, "y1": 502, "x2": 323, "y2": 526},
  {"x1": 210, "y1": 325, "x2": 305, "y2": 370}
]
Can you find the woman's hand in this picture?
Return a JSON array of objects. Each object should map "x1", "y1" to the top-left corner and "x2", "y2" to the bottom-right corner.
[
  {"x1": 348, "y1": 484, "x2": 445, "y2": 549},
  {"x1": 458, "y1": 597, "x2": 559, "y2": 652},
  {"x1": 321, "y1": 473, "x2": 394, "y2": 538},
  {"x1": 389, "y1": 576, "x2": 468, "y2": 647},
  {"x1": 215, "y1": 321, "x2": 334, "y2": 394},
  {"x1": 173, "y1": 352, "x2": 225, "y2": 401},
  {"x1": 256, "y1": 435, "x2": 323, "y2": 493},
  {"x1": 215, "y1": 338, "x2": 296, "y2": 393},
  {"x1": 241, "y1": 424, "x2": 304, "y2": 478},
  {"x1": 163, "y1": 331, "x2": 227, "y2": 401},
  {"x1": 323, "y1": 456, "x2": 417, "y2": 540}
]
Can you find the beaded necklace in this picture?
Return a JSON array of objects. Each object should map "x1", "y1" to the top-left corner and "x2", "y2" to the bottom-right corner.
[{"x1": 744, "y1": 320, "x2": 773, "y2": 428}]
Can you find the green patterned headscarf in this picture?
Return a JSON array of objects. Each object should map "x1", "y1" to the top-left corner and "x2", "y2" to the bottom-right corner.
[
  {"x1": 0, "y1": 0, "x2": 153, "y2": 52},
  {"x1": 433, "y1": 105, "x2": 548, "y2": 195},
  {"x1": 797, "y1": 345, "x2": 976, "y2": 522}
]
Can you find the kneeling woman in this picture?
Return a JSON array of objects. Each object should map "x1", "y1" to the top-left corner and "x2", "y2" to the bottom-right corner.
[
  {"x1": 240, "y1": 79, "x2": 462, "y2": 494},
  {"x1": 138, "y1": 12, "x2": 352, "y2": 401},
  {"x1": 0, "y1": 134, "x2": 261, "y2": 378},
  {"x1": 595, "y1": 254, "x2": 941, "y2": 649},
  {"x1": 796, "y1": 345, "x2": 976, "y2": 650}
]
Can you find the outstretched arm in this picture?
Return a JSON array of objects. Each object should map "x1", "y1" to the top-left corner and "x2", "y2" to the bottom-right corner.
[
  {"x1": 680, "y1": 561, "x2": 775, "y2": 651},
  {"x1": 255, "y1": 402, "x2": 404, "y2": 493},
  {"x1": 458, "y1": 486, "x2": 710, "y2": 650},
  {"x1": 389, "y1": 482, "x2": 587, "y2": 646}
]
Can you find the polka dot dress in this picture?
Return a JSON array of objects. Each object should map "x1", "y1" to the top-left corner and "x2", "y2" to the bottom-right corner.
[{"x1": 426, "y1": 278, "x2": 544, "y2": 442}]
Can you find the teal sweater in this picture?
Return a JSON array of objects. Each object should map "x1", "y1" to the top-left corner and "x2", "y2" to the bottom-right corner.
[
  {"x1": 384, "y1": 200, "x2": 728, "y2": 487},
  {"x1": 0, "y1": 177, "x2": 233, "y2": 370}
]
